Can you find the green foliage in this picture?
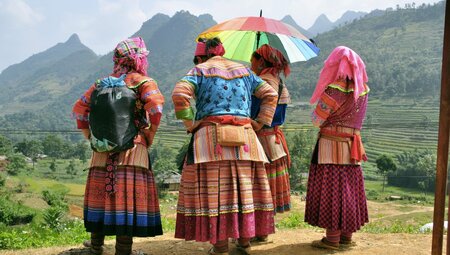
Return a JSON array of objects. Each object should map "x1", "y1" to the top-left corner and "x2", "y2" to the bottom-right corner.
[
  {"x1": 49, "y1": 159, "x2": 57, "y2": 172},
  {"x1": 287, "y1": 130, "x2": 317, "y2": 191},
  {"x1": 5, "y1": 154, "x2": 28, "y2": 176},
  {"x1": 0, "y1": 218, "x2": 89, "y2": 250},
  {"x1": 376, "y1": 154, "x2": 397, "y2": 192},
  {"x1": 275, "y1": 212, "x2": 313, "y2": 229},
  {"x1": 41, "y1": 187, "x2": 69, "y2": 209},
  {"x1": 0, "y1": 173, "x2": 5, "y2": 187},
  {"x1": 151, "y1": 143, "x2": 178, "y2": 196},
  {"x1": 376, "y1": 154, "x2": 397, "y2": 175},
  {"x1": 388, "y1": 149, "x2": 437, "y2": 191},
  {"x1": 0, "y1": 135, "x2": 13, "y2": 155},
  {"x1": 65, "y1": 159, "x2": 77, "y2": 175},
  {"x1": 42, "y1": 207, "x2": 65, "y2": 230},
  {"x1": 15, "y1": 139, "x2": 43, "y2": 168},
  {"x1": 42, "y1": 135, "x2": 68, "y2": 158},
  {"x1": 0, "y1": 196, "x2": 35, "y2": 226}
]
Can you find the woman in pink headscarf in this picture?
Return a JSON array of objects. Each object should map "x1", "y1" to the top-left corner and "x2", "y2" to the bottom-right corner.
[
  {"x1": 250, "y1": 44, "x2": 292, "y2": 243},
  {"x1": 72, "y1": 37, "x2": 164, "y2": 255},
  {"x1": 305, "y1": 46, "x2": 370, "y2": 250}
]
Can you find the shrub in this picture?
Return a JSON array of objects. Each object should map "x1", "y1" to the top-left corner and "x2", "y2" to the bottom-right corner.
[
  {"x1": 0, "y1": 196, "x2": 35, "y2": 225},
  {"x1": 42, "y1": 188, "x2": 69, "y2": 210},
  {"x1": 43, "y1": 207, "x2": 65, "y2": 230}
]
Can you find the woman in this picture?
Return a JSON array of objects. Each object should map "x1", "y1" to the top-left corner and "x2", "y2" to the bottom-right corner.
[
  {"x1": 250, "y1": 44, "x2": 292, "y2": 243},
  {"x1": 305, "y1": 46, "x2": 370, "y2": 250},
  {"x1": 72, "y1": 37, "x2": 164, "y2": 255},
  {"x1": 172, "y1": 38, "x2": 278, "y2": 255}
]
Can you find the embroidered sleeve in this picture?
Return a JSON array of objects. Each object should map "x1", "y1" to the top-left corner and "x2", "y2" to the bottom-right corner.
[
  {"x1": 140, "y1": 79, "x2": 165, "y2": 126},
  {"x1": 72, "y1": 83, "x2": 96, "y2": 129},
  {"x1": 311, "y1": 87, "x2": 344, "y2": 127},
  {"x1": 251, "y1": 72, "x2": 278, "y2": 126},
  {"x1": 172, "y1": 69, "x2": 198, "y2": 120}
]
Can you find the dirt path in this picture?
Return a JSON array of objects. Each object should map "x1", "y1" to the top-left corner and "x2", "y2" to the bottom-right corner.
[{"x1": 0, "y1": 229, "x2": 441, "y2": 255}]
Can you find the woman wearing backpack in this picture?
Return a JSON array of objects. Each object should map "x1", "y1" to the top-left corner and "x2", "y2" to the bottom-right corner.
[
  {"x1": 72, "y1": 37, "x2": 164, "y2": 255},
  {"x1": 249, "y1": 44, "x2": 292, "y2": 243},
  {"x1": 172, "y1": 38, "x2": 278, "y2": 255}
]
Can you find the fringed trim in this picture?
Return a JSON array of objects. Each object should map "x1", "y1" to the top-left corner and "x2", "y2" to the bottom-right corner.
[{"x1": 72, "y1": 112, "x2": 89, "y2": 121}]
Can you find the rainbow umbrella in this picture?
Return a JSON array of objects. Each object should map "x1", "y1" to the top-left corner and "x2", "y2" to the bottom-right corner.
[{"x1": 197, "y1": 14, "x2": 320, "y2": 63}]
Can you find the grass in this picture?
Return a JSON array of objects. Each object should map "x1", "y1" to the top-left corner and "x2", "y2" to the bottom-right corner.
[{"x1": 361, "y1": 211, "x2": 434, "y2": 234}]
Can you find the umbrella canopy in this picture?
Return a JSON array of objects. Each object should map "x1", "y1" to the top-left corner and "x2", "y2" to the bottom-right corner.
[{"x1": 197, "y1": 16, "x2": 320, "y2": 63}]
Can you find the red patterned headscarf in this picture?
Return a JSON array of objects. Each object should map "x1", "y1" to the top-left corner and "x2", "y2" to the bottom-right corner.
[
  {"x1": 255, "y1": 44, "x2": 290, "y2": 77},
  {"x1": 112, "y1": 37, "x2": 149, "y2": 76}
]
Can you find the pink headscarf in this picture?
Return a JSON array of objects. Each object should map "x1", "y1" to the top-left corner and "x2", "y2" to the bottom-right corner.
[
  {"x1": 207, "y1": 43, "x2": 225, "y2": 57},
  {"x1": 195, "y1": 41, "x2": 206, "y2": 56},
  {"x1": 112, "y1": 37, "x2": 149, "y2": 76},
  {"x1": 310, "y1": 46, "x2": 368, "y2": 104},
  {"x1": 255, "y1": 44, "x2": 290, "y2": 77}
]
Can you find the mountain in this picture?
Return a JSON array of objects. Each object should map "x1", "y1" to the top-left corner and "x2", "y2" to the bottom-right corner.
[
  {"x1": 0, "y1": 34, "x2": 98, "y2": 115},
  {"x1": 0, "y1": 2, "x2": 445, "y2": 131},
  {"x1": 281, "y1": 15, "x2": 313, "y2": 38},
  {"x1": 0, "y1": 11, "x2": 217, "y2": 130},
  {"x1": 307, "y1": 11, "x2": 368, "y2": 36},
  {"x1": 307, "y1": 14, "x2": 334, "y2": 36},
  {"x1": 289, "y1": 1, "x2": 444, "y2": 100},
  {"x1": 333, "y1": 11, "x2": 367, "y2": 27}
]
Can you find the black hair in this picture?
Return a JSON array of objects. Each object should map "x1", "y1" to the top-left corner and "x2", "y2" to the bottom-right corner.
[
  {"x1": 205, "y1": 37, "x2": 222, "y2": 57},
  {"x1": 251, "y1": 51, "x2": 273, "y2": 68}
]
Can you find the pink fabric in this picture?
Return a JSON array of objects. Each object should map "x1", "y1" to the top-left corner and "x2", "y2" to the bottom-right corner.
[
  {"x1": 175, "y1": 211, "x2": 275, "y2": 244},
  {"x1": 112, "y1": 37, "x2": 149, "y2": 76},
  {"x1": 310, "y1": 46, "x2": 368, "y2": 104},
  {"x1": 207, "y1": 43, "x2": 225, "y2": 56},
  {"x1": 256, "y1": 44, "x2": 290, "y2": 77},
  {"x1": 195, "y1": 41, "x2": 206, "y2": 56},
  {"x1": 321, "y1": 88, "x2": 368, "y2": 130}
]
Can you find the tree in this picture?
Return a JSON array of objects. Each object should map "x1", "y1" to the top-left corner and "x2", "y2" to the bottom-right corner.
[
  {"x1": 73, "y1": 141, "x2": 89, "y2": 162},
  {"x1": 287, "y1": 130, "x2": 317, "y2": 191},
  {"x1": 0, "y1": 135, "x2": 13, "y2": 155},
  {"x1": 49, "y1": 159, "x2": 57, "y2": 172},
  {"x1": 66, "y1": 160, "x2": 77, "y2": 175},
  {"x1": 15, "y1": 139, "x2": 43, "y2": 169},
  {"x1": 6, "y1": 154, "x2": 28, "y2": 176},
  {"x1": 42, "y1": 135, "x2": 67, "y2": 158},
  {"x1": 376, "y1": 154, "x2": 397, "y2": 192}
]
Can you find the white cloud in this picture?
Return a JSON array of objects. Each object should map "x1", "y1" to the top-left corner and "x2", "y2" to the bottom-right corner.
[{"x1": 2, "y1": 0, "x2": 44, "y2": 26}]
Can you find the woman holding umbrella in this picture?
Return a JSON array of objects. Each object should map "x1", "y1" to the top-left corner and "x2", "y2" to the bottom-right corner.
[
  {"x1": 305, "y1": 46, "x2": 370, "y2": 250},
  {"x1": 250, "y1": 44, "x2": 292, "y2": 243},
  {"x1": 172, "y1": 37, "x2": 278, "y2": 255}
]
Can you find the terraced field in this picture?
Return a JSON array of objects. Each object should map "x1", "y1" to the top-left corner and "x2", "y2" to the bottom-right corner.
[{"x1": 154, "y1": 98, "x2": 440, "y2": 175}]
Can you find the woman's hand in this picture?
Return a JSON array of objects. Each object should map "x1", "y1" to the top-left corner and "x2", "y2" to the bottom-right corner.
[
  {"x1": 251, "y1": 119, "x2": 264, "y2": 131},
  {"x1": 143, "y1": 124, "x2": 159, "y2": 147}
]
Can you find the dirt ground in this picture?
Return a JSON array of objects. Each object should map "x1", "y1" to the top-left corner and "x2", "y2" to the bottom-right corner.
[
  {"x1": 0, "y1": 229, "x2": 442, "y2": 255},
  {"x1": 0, "y1": 199, "x2": 440, "y2": 255}
]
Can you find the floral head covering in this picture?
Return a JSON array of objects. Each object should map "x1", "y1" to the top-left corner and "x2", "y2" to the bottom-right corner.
[
  {"x1": 112, "y1": 37, "x2": 149, "y2": 76},
  {"x1": 255, "y1": 44, "x2": 290, "y2": 77}
]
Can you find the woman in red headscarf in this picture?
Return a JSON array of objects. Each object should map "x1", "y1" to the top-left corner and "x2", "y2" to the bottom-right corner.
[
  {"x1": 250, "y1": 44, "x2": 292, "y2": 243},
  {"x1": 305, "y1": 46, "x2": 370, "y2": 250},
  {"x1": 72, "y1": 37, "x2": 164, "y2": 255}
]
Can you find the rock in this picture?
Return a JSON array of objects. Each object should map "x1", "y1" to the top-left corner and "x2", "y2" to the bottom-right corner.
[{"x1": 419, "y1": 221, "x2": 448, "y2": 233}]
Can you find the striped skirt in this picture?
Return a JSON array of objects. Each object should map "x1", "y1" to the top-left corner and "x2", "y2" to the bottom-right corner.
[
  {"x1": 304, "y1": 163, "x2": 369, "y2": 233},
  {"x1": 175, "y1": 160, "x2": 275, "y2": 244},
  {"x1": 84, "y1": 165, "x2": 163, "y2": 237},
  {"x1": 265, "y1": 156, "x2": 291, "y2": 213}
]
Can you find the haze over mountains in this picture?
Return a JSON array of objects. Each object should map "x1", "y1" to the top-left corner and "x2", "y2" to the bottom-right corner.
[{"x1": 0, "y1": 1, "x2": 444, "y2": 131}]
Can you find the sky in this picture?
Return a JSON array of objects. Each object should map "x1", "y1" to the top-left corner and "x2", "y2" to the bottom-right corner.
[{"x1": 0, "y1": 0, "x2": 441, "y2": 73}]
